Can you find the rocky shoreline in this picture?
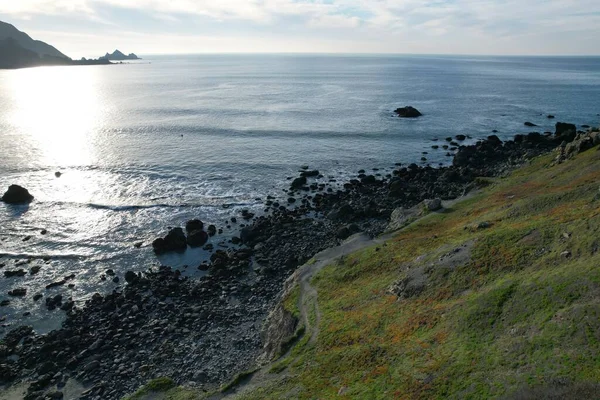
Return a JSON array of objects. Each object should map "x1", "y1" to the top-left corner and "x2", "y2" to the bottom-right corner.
[{"x1": 0, "y1": 121, "x2": 596, "y2": 399}]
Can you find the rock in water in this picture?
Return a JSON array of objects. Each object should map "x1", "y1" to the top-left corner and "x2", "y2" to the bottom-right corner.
[
  {"x1": 2, "y1": 185, "x2": 33, "y2": 204},
  {"x1": 291, "y1": 176, "x2": 307, "y2": 190},
  {"x1": 185, "y1": 219, "x2": 204, "y2": 233},
  {"x1": 524, "y1": 122, "x2": 537, "y2": 127},
  {"x1": 152, "y1": 227, "x2": 187, "y2": 254},
  {"x1": 394, "y1": 106, "x2": 422, "y2": 118},
  {"x1": 187, "y1": 230, "x2": 208, "y2": 247}
]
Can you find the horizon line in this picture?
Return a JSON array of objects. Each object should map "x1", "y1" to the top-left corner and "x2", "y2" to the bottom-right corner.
[{"x1": 127, "y1": 51, "x2": 600, "y2": 58}]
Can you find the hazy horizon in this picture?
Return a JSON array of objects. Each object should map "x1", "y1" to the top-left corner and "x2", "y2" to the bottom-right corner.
[{"x1": 1, "y1": 0, "x2": 599, "y2": 59}]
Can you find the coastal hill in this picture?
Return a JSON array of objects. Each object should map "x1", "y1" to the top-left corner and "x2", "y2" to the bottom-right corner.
[
  {"x1": 0, "y1": 20, "x2": 114, "y2": 69},
  {"x1": 0, "y1": 20, "x2": 68, "y2": 59},
  {"x1": 100, "y1": 49, "x2": 141, "y2": 61}
]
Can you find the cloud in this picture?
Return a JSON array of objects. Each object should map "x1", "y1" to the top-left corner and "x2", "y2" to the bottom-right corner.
[{"x1": 2, "y1": 0, "x2": 599, "y2": 55}]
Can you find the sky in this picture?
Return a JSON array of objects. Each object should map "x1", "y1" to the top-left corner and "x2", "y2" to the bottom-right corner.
[{"x1": 0, "y1": 0, "x2": 599, "y2": 58}]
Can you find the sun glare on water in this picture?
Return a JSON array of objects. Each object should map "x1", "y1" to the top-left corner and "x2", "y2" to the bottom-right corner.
[{"x1": 8, "y1": 66, "x2": 101, "y2": 167}]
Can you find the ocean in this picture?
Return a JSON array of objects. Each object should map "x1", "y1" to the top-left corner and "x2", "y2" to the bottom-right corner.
[{"x1": 1, "y1": 54, "x2": 599, "y2": 333}]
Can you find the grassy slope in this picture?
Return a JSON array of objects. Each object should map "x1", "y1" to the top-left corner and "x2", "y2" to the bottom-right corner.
[{"x1": 239, "y1": 147, "x2": 600, "y2": 399}]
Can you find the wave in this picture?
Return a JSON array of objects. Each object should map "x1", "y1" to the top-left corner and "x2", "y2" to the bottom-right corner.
[
  {"x1": 50, "y1": 201, "x2": 259, "y2": 212},
  {"x1": 0, "y1": 251, "x2": 86, "y2": 260}
]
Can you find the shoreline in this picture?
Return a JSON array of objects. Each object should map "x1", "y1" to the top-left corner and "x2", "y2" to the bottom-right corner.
[{"x1": 0, "y1": 122, "x2": 597, "y2": 399}]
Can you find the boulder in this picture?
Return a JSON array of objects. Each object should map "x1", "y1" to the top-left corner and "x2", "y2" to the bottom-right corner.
[
  {"x1": 152, "y1": 227, "x2": 187, "y2": 254},
  {"x1": 524, "y1": 122, "x2": 537, "y2": 127},
  {"x1": 124, "y1": 271, "x2": 138, "y2": 284},
  {"x1": 394, "y1": 106, "x2": 422, "y2": 118},
  {"x1": 8, "y1": 288, "x2": 26, "y2": 297},
  {"x1": 555, "y1": 122, "x2": 577, "y2": 137},
  {"x1": 207, "y1": 225, "x2": 217, "y2": 237},
  {"x1": 187, "y1": 230, "x2": 208, "y2": 247},
  {"x1": 455, "y1": 134, "x2": 467, "y2": 141},
  {"x1": 424, "y1": 198, "x2": 442, "y2": 212},
  {"x1": 240, "y1": 225, "x2": 262, "y2": 244},
  {"x1": 185, "y1": 219, "x2": 204, "y2": 233},
  {"x1": 290, "y1": 176, "x2": 307, "y2": 190},
  {"x1": 2, "y1": 185, "x2": 33, "y2": 204}
]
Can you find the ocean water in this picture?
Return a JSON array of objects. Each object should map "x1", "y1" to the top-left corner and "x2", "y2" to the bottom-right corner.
[{"x1": 1, "y1": 54, "x2": 599, "y2": 333}]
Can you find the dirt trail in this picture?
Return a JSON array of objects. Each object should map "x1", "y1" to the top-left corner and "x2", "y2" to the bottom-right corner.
[{"x1": 219, "y1": 232, "x2": 388, "y2": 399}]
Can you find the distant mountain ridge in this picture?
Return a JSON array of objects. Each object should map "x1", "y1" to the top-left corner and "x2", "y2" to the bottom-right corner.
[
  {"x1": 0, "y1": 20, "x2": 115, "y2": 69},
  {"x1": 99, "y1": 50, "x2": 140, "y2": 61},
  {"x1": 0, "y1": 21, "x2": 68, "y2": 59}
]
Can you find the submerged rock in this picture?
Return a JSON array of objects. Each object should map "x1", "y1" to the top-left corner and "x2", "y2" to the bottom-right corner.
[
  {"x1": 1, "y1": 185, "x2": 33, "y2": 204},
  {"x1": 394, "y1": 106, "x2": 422, "y2": 118}
]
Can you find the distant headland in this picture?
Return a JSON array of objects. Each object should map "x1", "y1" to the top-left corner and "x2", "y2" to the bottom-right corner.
[
  {"x1": 99, "y1": 50, "x2": 141, "y2": 61},
  {"x1": 0, "y1": 20, "x2": 139, "y2": 69}
]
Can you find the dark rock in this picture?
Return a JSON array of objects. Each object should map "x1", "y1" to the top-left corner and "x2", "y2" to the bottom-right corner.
[
  {"x1": 8, "y1": 288, "x2": 26, "y2": 296},
  {"x1": 185, "y1": 219, "x2": 204, "y2": 233},
  {"x1": 0, "y1": 300, "x2": 9, "y2": 306},
  {"x1": 394, "y1": 106, "x2": 422, "y2": 118},
  {"x1": 455, "y1": 134, "x2": 467, "y2": 141},
  {"x1": 55, "y1": 172, "x2": 62, "y2": 178},
  {"x1": 291, "y1": 176, "x2": 307, "y2": 190},
  {"x1": 187, "y1": 230, "x2": 208, "y2": 247},
  {"x1": 124, "y1": 271, "x2": 137, "y2": 283},
  {"x1": 153, "y1": 227, "x2": 187, "y2": 254},
  {"x1": 4, "y1": 269, "x2": 26, "y2": 277},
  {"x1": 547, "y1": 115, "x2": 555, "y2": 119},
  {"x1": 207, "y1": 225, "x2": 217, "y2": 237},
  {"x1": 30, "y1": 266, "x2": 41, "y2": 275},
  {"x1": 1, "y1": 185, "x2": 34, "y2": 204},
  {"x1": 524, "y1": 122, "x2": 537, "y2": 127},
  {"x1": 556, "y1": 122, "x2": 577, "y2": 137},
  {"x1": 424, "y1": 198, "x2": 442, "y2": 211},
  {"x1": 240, "y1": 226, "x2": 262, "y2": 244},
  {"x1": 33, "y1": 294, "x2": 43, "y2": 301}
]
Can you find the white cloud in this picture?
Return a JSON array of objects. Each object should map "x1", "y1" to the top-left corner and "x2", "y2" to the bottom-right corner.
[{"x1": 2, "y1": 0, "x2": 599, "y2": 54}]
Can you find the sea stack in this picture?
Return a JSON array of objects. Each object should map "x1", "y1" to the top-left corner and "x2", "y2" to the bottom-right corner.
[
  {"x1": 394, "y1": 106, "x2": 422, "y2": 118},
  {"x1": 1, "y1": 184, "x2": 34, "y2": 204}
]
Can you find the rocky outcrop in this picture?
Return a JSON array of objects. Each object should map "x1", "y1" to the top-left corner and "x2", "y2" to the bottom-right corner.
[
  {"x1": 554, "y1": 122, "x2": 577, "y2": 137},
  {"x1": 152, "y1": 227, "x2": 187, "y2": 254},
  {"x1": 394, "y1": 106, "x2": 422, "y2": 118},
  {"x1": 555, "y1": 129, "x2": 600, "y2": 164},
  {"x1": 1, "y1": 184, "x2": 33, "y2": 204}
]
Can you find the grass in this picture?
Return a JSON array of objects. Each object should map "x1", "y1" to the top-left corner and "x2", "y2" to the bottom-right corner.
[
  {"x1": 122, "y1": 377, "x2": 201, "y2": 400},
  {"x1": 237, "y1": 146, "x2": 600, "y2": 399}
]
